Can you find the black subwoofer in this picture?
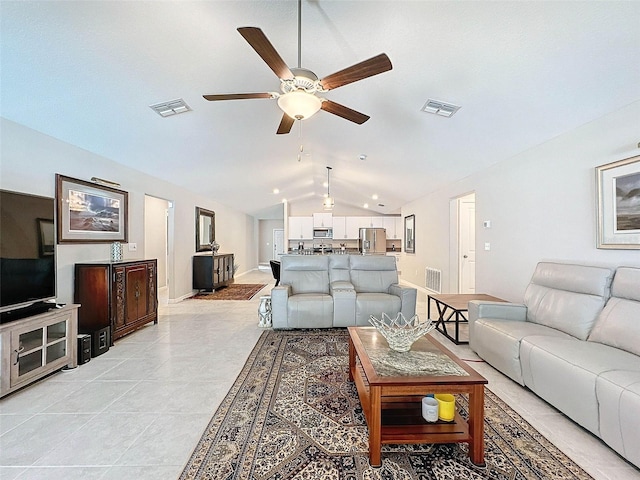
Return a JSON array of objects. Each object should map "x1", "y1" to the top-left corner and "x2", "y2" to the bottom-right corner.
[
  {"x1": 91, "y1": 327, "x2": 110, "y2": 357},
  {"x1": 77, "y1": 334, "x2": 92, "y2": 364}
]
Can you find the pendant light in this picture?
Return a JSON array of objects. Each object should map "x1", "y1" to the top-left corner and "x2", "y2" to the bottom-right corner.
[{"x1": 323, "y1": 166, "x2": 334, "y2": 210}]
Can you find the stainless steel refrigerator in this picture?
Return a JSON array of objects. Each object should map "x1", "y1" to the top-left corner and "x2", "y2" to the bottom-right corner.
[{"x1": 359, "y1": 228, "x2": 387, "y2": 254}]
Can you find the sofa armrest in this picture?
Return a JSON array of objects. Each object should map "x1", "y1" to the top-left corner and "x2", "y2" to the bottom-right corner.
[
  {"x1": 468, "y1": 300, "x2": 527, "y2": 322},
  {"x1": 331, "y1": 281, "x2": 356, "y2": 327},
  {"x1": 389, "y1": 284, "x2": 417, "y2": 319},
  {"x1": 468, "y1": 300, "x2": 527, "y2": 348},
  {"x1": 330, "y1": 280, "x2": 355, "y2": 293},
  {"x1": 271, "y1": 285, "x2": 291, "y2": 329}
]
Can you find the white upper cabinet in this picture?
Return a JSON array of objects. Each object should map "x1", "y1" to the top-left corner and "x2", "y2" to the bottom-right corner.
[
  {"x1": 345, "y1": 217, "x2": 362, "y2": 239},
  {"x1": 313, "y1": 213, "x2": 332, "y2": 228},
  {"x1": 332, "y1": 217, "x2": 347, "y2": 239},
  {"x1": 288, "y1": 217, "x2": 313, "y2": 239},
  {"x1": 383, "y1": 216, "x2": 402, "y2": 239}
]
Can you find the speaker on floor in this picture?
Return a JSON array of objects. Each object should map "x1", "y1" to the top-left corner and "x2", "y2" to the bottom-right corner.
[
  {"x1": 91, "y1": 327, "x2": 110, "y2": 357},
  {"x1": 77, "y1": 334, "x2": 91, "y2": 365}
]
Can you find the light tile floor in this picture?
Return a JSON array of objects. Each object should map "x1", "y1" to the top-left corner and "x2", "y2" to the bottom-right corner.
[{"x1": 1, "y1": 270, "x2": 638, "y2": 479}]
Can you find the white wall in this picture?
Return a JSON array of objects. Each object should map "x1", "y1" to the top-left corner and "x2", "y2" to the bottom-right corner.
[
  {"x1": 401, "y1": 101, "x2": 640, "y2": 302},
  {"x1": 0, "y1": 118, "x2": 257, "y2": 303},
  {"x1": 144, "y1": 195, "x2": 169, "y2": 288}
]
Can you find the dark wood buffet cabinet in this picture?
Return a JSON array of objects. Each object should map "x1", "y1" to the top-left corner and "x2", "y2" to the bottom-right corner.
[
  {"x1": 74, "y1": 259, "x2": 158, "y2": 346},
  {"x1": 193, "y1": 253, "x2": 234, "y2": 291}
]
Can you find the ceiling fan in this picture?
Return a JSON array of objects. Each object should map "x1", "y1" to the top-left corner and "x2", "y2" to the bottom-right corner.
[{"x1": 203, "y1": 2, "x2": 392, "y2": 135}]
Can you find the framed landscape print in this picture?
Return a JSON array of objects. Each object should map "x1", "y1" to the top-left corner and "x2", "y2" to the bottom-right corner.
[
  {"x1": 596, "y1": 155, "x2": 640, "y2": 249},
  {"x1": 404, "y1": 214, "x2": 415, "y2": 254},
  {"x1": 56, "y1": 174, "x2": 128, "y2": 243}
]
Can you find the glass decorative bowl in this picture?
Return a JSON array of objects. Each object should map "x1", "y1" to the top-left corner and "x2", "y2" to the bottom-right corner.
[{"x1": 368, "y1": 313, "x2": 436, "y2": 352}]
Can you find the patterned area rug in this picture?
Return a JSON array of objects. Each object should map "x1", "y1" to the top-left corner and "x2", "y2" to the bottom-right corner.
[
  {"x1": 191, "y1": 283, "x2": 267, "y2": 301},
  {"x1": 180, "y1": 329, "x2": 593, "y2": 480}
]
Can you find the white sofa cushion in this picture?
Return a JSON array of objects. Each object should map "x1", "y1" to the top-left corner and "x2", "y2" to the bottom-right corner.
[
  {"x1": 349, "y1": 255, "x2": 398, "y2": 293},
  {"x1": 595, "y1": 370, "x2": 640, "y2": 466},
  {"x1": 523, "y1": 262, "x2": 614, "y2": 340},
  {"x1": 472, "y1": 318, "x2": 572, "y2": 385},
  {"x1": 589, "y1": 267, "x2": 640, "y2": 356},
  {"x1": 520, "y1": 335, "x2": 638, "y2": 435},
  {"x1": 280, "y1": 255, "x2": 330, "y2": 295}
]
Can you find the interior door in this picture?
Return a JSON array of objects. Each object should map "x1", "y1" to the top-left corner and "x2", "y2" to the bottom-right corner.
[
  {"x1": 458, "y1": 194, "x2": 476, "y2": 293},
  {"x1": 273, "y1": 229, "x2": 285, "y2": 259}
]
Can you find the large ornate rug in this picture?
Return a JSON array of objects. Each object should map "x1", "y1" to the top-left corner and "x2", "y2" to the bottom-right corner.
[
  {"x1": 191, "y1": 283, "x2": 267, "y2": 301},
  {"x1": 180, "y1": 329, "x2": 593, "y2": 480}
]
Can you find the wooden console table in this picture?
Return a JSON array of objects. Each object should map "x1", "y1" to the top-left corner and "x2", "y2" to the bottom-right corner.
[{"x1": 428, "y1": 294, "x2": 505, "y2": 345}]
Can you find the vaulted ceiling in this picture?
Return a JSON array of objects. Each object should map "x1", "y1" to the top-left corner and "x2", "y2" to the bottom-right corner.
[{"x1": 2, "y1": 1, "x2": 639, "y2": 217}]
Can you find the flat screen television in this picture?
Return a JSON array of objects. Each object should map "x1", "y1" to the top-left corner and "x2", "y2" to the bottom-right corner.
[{"x1": 0, "y1": 189, "x2": 56, "y2": 321}]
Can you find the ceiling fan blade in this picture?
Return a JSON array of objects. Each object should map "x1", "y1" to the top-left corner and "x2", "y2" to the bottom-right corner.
[
  {"x1": 319, "y1": 53, "x2": 392, "y2": 91},
  {"x1": 237, "y1": 27, "x2": 294, "y2": 80},
  {"x1": 276, "y1": 113, "x2": 295, "y2": 135},
  {"x1": 203, "y1": 93, "x2": 273, "y2": 101},
  {"x1": 321, "y1": 100, "x2": 370, "y2": 125}
]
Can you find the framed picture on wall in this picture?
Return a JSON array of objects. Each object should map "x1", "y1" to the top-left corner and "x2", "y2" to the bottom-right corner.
[
  {"x1": 56, "y1": 174, "x2": 128, "y2": 243},
  {"x1": 404, "y1": 214, "x2": 415, "y2": 254},
  {"x1": 596, "y1": 155, "x2": 640, "y2": 249}
]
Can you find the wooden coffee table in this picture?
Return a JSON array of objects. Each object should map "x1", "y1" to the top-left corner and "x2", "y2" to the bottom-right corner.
[{"x1": 348, "y1": 326, "x2": 488, "y2": 467}]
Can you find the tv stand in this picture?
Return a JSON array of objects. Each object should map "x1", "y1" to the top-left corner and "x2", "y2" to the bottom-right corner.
[
  {"x1": 0, "y1": 304, "x2": 79, "y2": 398},
  {"x1": 0, "y1": 301, "x2": 56, "y2": 325}
]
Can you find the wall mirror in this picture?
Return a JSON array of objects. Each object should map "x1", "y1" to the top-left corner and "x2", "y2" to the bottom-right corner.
[
  {"x1": 404, "y1": 214, "x2": 415, "y2": 254},
  {"x1": 195, "y1": 207, "x2": 216, "y2": 252}
]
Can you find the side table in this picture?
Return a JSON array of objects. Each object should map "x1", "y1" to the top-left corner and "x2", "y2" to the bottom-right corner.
[
  {"x1": 428, "y1": 294, "x2": 505, "y2": 345},
  {"x1": 258, "y1": 296, "x2": 272, "y2": 328}
]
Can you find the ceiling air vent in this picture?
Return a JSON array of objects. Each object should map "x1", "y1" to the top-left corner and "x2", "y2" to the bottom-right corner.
[
  {"x1": 149, "y1": 98, "x2": 192, "y2": 117},
  {"x1": 421, "y1": 99, "x2": 461, "y2": 118}
]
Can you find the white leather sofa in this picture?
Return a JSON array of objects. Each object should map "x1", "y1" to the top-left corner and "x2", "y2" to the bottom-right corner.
[
  {"x1": 469, "y1": 262, "x2": 640, "y2": 467},
  {"x1": 271, "y1": 254, "x2": 416, "y2": 329}
]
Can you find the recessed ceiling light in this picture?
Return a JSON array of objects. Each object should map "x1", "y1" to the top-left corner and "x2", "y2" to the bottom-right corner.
[
  {"x1": 372, "y1": 194, "x2": 378, "y2": 200},
  {"x1": 421, "y1": 99, "x2": 461, "y2": 118},
  {"x1": 363, "y1": 203, "x2": 369, "y2": 209},
  {"x1": 359, "y1": 154, "x2": 367, "y2": 161},
  {"x1": 149, "y1": 98, "x2": 192, "y2": 117},
  {"x1": 273, "y1": 188, "x2": 280, "y2": 194}
]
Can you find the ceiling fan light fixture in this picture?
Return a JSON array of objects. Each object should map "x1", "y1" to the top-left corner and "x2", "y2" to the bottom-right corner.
[{"x1": 277, "y1": 90, "x2": 322, "y2": 120}]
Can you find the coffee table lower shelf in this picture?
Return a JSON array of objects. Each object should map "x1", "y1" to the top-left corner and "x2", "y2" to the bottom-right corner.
[{"x1": 352, "y1": 361, "x2": 476, "y2": 467}]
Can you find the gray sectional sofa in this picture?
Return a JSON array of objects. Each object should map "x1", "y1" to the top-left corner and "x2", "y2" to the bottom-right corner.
[
  {"x1": 271, "y1": 254, "x2": 416, "y2": 329},
  {"x1": 469, "y1": 262, "x2": 640, "y2": 467}
]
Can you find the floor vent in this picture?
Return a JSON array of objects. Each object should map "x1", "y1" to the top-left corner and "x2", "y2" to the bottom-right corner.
[{"x1": 425, "y1": 267, "x2": 442, "y2": 294}]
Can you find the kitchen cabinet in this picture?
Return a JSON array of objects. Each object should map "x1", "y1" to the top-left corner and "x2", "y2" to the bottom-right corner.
[
  {"x1": 383, "y1": 216, "x2": 402, "y2": 239},
  {"x1": 288, "y1": 217, "x2": 313, "y2": 239},
  {"x1": 332, "y1": 217, "x2": 347, "y2": 239},
  {"x1": 313, "y1": 212, "x2": 332, "y2": 228},
  {"x1": 193, "y1": 253, "x2": 234, "y2": 291},
  {"x1": 345, "y1": 217, "x2": 362, "y2": 239},
  {"x1": 0, "y1": 305, "x2": 79, "y2": 398},
  {"x1": 74, "y1": 260, "x2": 158, "y2": 343}
]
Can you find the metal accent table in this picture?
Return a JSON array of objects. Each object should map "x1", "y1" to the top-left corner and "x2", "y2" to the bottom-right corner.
[{"x1": 428, "y1": 294, "x2": 505, "y2": 345}]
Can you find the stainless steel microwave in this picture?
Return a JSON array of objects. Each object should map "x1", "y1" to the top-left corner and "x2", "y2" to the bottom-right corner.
[{"x1": 313, "y1": 228, "x2": 333, "y2": 238}]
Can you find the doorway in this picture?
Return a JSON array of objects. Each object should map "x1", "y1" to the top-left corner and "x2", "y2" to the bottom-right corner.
[
  {"x1": 144, "y1": 195, "x2": 172, "y2": 305},
  {"x1": 457, "y1": 193, "x2": 476, "y2": 294}
]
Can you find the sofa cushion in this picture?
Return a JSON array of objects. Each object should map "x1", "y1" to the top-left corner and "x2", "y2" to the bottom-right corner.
[
  {"x1": 523, "y1": 262, "x2": 614, "y2": 340},
  {"x1": 349, "y1": 255, "x2": 398, "y2": 293},
  {"x1": 589, "y1": 267, "x2": 640, "y2": 356},
  {"x1": 356, "y1": 293, "x2": 402, "y2": 326},
  {"x1": 286, "y1": 293, "x2": 333, "y2": 328},
  {"x1": 280, "y1": 256, "x2": 330, "y2": 295},
  {"x1": 329, "y1": 255, "x2": 351, "y2": 283},
  {"x1": 472, "y1": 318, "x2": 573, "y2": 385},
  {"x1": 520, "y1": 335, "x2": 638, "y2": 435},
  {"x1": 595, "y1": 370, "x2": 640, "y2": 465}
]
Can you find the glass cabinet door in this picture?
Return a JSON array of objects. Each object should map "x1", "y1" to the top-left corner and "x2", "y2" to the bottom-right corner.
[
  {"x1": 46, "y1": 320, "x2": 67, "y2": 363},
  {"x1": 17, "y1": 328, "x2": 44, "y2": 377}
]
